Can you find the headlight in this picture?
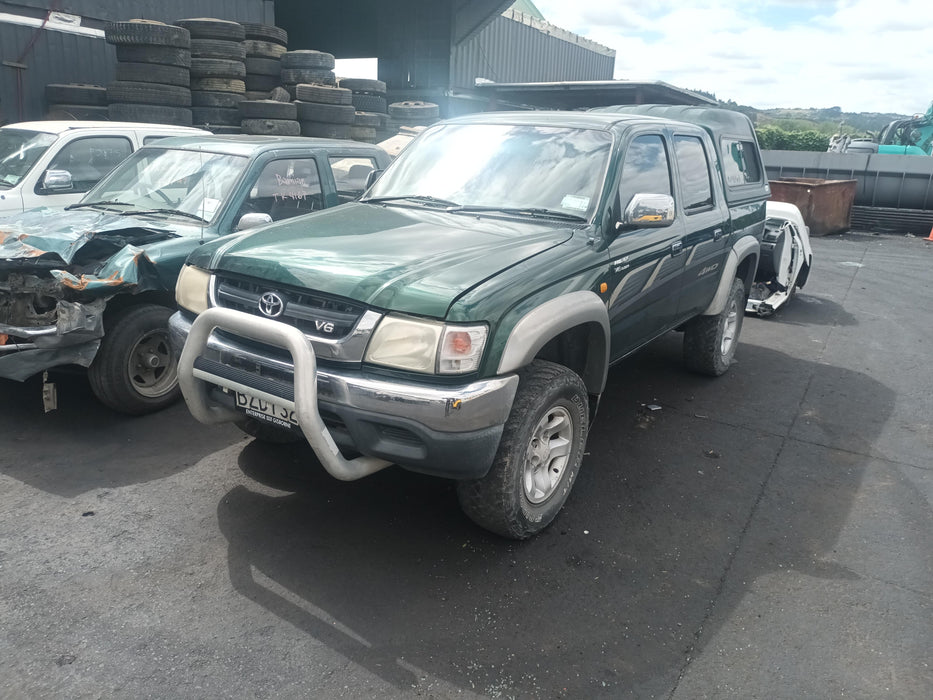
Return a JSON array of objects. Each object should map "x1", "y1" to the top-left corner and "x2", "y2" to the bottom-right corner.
[
  {"x1": 365, "y1": 316, "x2": 487, "y2": 375},
  {"x1": 175, "y1": 264, "x2": 211, "y2": 314}
]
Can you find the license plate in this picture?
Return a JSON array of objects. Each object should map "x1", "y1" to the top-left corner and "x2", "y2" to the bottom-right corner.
[{"x1": 235, "y1": 392, "x2": 298, "y2": 430}]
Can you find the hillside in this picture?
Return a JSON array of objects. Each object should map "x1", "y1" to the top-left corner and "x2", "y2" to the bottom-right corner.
[{"x1": 724, "y1": 102, "x2": 910, "y2": 138}]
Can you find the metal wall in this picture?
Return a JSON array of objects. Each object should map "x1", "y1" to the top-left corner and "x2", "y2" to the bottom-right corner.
[
  {"x1": 763, "y1": 150, "x2": 933, "y2": 234},
  {"x1": 0, "y1": 0, "x2": 272, "y2": 123},
  {"x1": 451, "y1": 11, "x2": 614, "y2": 88}
]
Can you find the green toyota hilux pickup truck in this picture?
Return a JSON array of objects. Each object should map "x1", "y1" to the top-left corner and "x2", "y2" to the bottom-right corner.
[{"x1": 171, "y1": 106, "x2": 771, "y2": 538}]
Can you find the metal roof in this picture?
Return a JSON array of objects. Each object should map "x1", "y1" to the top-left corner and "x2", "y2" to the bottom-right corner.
[{"x1": 471, "y1": 80, "x2": 717, "y2": 111}]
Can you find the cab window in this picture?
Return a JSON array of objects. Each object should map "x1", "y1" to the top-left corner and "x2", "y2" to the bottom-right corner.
[
  {"x1": 329, "y1": 156, "x2": 378, "y2": 203},
  {"x1": 241, "y1": 158, "x2": 323, "y2": 221},
  {"x1": 673, "y1": 135, "x2": 713, "y2": 211},
  {"x1": 721, "y1": 138, "x2": 763, "y2": 186},
  {"x1": 42, "y1": 136, "x2": 132, "y2": 194},
  {"x1": 619, "y1": 134, "x2": 672, "y2": 208}
]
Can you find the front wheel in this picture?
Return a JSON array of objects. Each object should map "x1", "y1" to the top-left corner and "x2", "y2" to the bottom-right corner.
[
  {"x1": 88, "y1": 304, "x2": 181, "y2": 415},
  {"x1": 457, "y1": 360, "x2": 589, "y2": 539},
  {"x1": 683, "y1": 277, "x2": 746, "y2": 376}
]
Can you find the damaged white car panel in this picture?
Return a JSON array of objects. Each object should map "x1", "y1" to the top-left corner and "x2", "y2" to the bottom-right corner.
[{"x1": 746, "y1": 201, "x2": 813, "y2": 316}]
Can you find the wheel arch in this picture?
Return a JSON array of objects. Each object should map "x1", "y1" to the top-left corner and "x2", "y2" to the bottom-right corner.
[
  {"x1": 496, "y1": 290, "x2": 610, "y2": 395},
  {"x1": 701, "y1": 235, "x2": 760, "y2": 316}
]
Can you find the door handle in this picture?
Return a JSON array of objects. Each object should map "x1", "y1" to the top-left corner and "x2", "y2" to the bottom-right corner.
[{"x1": 671, "y1": 240, "x2": 684, "y2": 255}]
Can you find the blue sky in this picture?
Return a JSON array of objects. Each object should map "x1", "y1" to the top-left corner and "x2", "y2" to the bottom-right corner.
[{"x1": 530, "y1": 0, "x2": 932, "y2": 115}]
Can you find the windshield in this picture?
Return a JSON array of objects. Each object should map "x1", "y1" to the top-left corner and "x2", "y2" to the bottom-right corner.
[
  {"x1": 363, "y1": 123, "x2": 612, "y2": 221},
  {"x1": 0, "y1": 129, "x2": 57, "y2": 189},
  {"x1": 83, "y1": 146, "x2": 249, "y2": 223}
]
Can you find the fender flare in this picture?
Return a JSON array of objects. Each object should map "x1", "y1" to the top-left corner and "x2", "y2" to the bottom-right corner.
[
  {"x1": 702, "y1": 236, "x2": 760, "y2": 316},
  {"x1": 497, "y1": 290, "x2": 610, "y2": 394}
]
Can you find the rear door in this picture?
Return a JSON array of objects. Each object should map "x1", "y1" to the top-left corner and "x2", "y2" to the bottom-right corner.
[
  {"x1": 606, "y1": 131, "x2": 687, "y2": 361},
  {"x1": 672, "y1": 132, "x2": 731, "y2": 316}
]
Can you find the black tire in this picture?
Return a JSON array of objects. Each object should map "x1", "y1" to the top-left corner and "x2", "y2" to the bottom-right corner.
[
  {"x1": 350, "y1": 126, "x2": 376, "y2": 142},
  {"x1": 299, "y1": 122, "x2": 350, "y2": 139},
  {"x1": 294, "y1": 84, "x2": 351, "y2": 105},
  {"x1": 235, "y1": 417, "x2": 303, "y2": 443},
  {"x1": 190, "y1": 58, "x2": 246, "y2": 79},
  {"x1": 191, "y1": 106, "x2": 241, "y2": 126},
  {"x1": 338, "y1": 78, "x2": 386, "y2": 94},
  {"x1": 115, "y1": 62, "x2": 190, "y2": 87},
  {"x1": 46, "y1": 104, "x2": 110, "y2": 120},
  {"x1": 198, "y1": 125, "x2": 241, "y2": 135},
  {"x1": 191, "y1": 91, "x2": 244, "y2": 108},
  {"x1": 269, "y1": 87, "x2": 291, "y2": 103},
  {"x1": 244, "y1": 40, "x2": 287, "y2": 59},
  {"x1": 683, "y1": 277, "x2": 746, "y2": 376},
  {"x1": 350, "y1": 93, "x2": 387, "y2": 113},
  {"x1": 45, "y1": 83, "x2": 107, "y2": 106},
  {"x1": 295, "y1": 101, "x2": 355, "y2": 124},
  {"x1": 244, "y1": 74, "x2": 281, "y2": 92},
  {"x1": 175, "y1": 18, "x2": 245, "y2": 41},
  {"x1": 107, "y1": 81, "x2": 191, "y2": 107},
  {"x1": 457, "y1": 360, "x2": 589, "y2": 539},
  {"x1": 281, "y1": 50, "x2": 335, "y2": 70},
  {"x1": 108, "y1": 103, "x2": 193, "y2": 125},
  {"x1": 88, "y1": 304, "x2": 181, "y2": 416},
  {"x1": 115, "y1": 45, "x2": 192, "y2": 68},
  {"x1": 241, "y1": 118, "x2": 301, "y2": 136},
  {"x1": 244, "y1": 90, "x2": 272, "y2": 101},
  {"x1": 105, "y1": 21, "x2": 190, "y2": 48},
  {"x1": 238, "y1": 100, "x2": 297, "y2": 119},
  {"x1": 353, "y1": 111, "x2": 382, "y2": 127},
  {"x1": 389, "y1": 101, "x2": 440, "y2": 119},
  {"x1": 190, "y1": 77, "x2": 245, "y2": 94},
  {"x1": 241, "y1": 23, "x2": 288, "y2": 46},
  {"x1": 190, "y1": 38, "x2": 246, "y2": 61},
  {"x1": 281, "y1": 68, "x2": 336, "y2": 86},
  {"x1": 244, "y1": 56, "x2": 281, "y2": 76}
]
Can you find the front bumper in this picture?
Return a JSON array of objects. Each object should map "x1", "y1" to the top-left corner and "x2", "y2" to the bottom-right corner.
[{"x1": 172, "y1": 309, "x2": 518, "y2": 480}]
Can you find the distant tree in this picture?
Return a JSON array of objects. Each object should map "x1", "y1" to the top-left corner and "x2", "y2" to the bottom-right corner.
[{"x1": 755, "y1": 126, "x2": 828, "y2": 151}]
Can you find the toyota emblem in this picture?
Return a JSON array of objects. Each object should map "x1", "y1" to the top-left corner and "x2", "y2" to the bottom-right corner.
[{"x1": 258, "y1": 291, "x2": 285, "y2": 318}]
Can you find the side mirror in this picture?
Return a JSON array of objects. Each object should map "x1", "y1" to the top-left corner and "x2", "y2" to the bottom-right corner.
[
  {"x1": 618, "y1": 193, "x2": 675, "y2": 231},
  {"x1": 236, "y1": 212, "x2": 273, "y2": 231},
  {"x1": 41, "y1": 169, "x2": 74, "y2": 192},
  {"x1": 364, "y1": 169, "x2": 383, "y2": 190}
]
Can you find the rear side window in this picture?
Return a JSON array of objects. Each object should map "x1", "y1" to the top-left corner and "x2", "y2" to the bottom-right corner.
[
  {"x1": 673, "y1": 135, "x2": 713, "y2": 211},
  {"x1": 721, "y1": 138, "x2": 762, "y2": 186},
  {"x1": 619, "y1": 134, "x2": 672, "y2": 207}
]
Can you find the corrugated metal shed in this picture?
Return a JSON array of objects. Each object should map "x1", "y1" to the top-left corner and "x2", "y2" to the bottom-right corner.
[
  {"x1": 0, "y1": 1, "x2": 270, "y2": 123},
  {"x1": 451, "y1": 9, "x2": 614, "y2": 88}
]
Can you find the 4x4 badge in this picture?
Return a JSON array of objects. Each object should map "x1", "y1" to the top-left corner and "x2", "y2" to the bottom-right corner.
[{"x1": 258, "y1": 292, "x2": 285, "y2": 318}]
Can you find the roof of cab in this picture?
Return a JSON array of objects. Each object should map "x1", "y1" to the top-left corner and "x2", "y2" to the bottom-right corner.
[
  {"x1": 1, "y1": 121, "x2": 207, "y2": 135},
  {"x1": 139, "y1": 133, "x2": 389, "y2": 158},
  {"x1": 441, "y1": 110, "x2": 673, "y2": 131}
]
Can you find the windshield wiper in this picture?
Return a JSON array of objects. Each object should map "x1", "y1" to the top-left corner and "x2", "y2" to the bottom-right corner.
[
  {"x1": 444, "y1": 205, "x2": 587, "y2": 222},
  {"x1": 363, "y1": 194, "x2": 462, "y2": 208},
  {"x1": 127, "y1": 208, "x2": 208, "y2": 223},
  {"x1": 65, "y1": 200, "x2": 136, "y2": 211}
]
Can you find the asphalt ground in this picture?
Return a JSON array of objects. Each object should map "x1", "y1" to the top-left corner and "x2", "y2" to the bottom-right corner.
[{"x1": 0, "y1": 232, "x2": 930, "y2": 699}]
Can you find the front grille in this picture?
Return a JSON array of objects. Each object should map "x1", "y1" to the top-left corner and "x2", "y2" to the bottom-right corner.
[{"x1": 214, "y1": 274, "x2": 366, "y2": 339}]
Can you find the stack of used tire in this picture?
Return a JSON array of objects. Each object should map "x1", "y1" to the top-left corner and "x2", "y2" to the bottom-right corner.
[
  {"x1": 45, "y1": 84, "x2": 108, "y2": 120},
  {"x1": 388, "y1": 101, "x2": 440, "y2": 135},
  {"x1": 239, "y1": 100, "x2": 299, "y2": 136},
  {"x1": 177, "y1": 18, "x2": 247, "y2": 134},
  {"x1": 338, "y1": 78, "x2": 388, "y2": 139},
  {"x1": 294, "y1": 83, "x2": 355, "y2": 139},
  {"x1": 242, "y1": 23, "x2": 288, "y2": 100},
  {"x1": 105, "y1": 21, "x2": 193, "y2": 126},
  {"x1": 280, "y1": 50, "x2": 336, "y2": 99}
]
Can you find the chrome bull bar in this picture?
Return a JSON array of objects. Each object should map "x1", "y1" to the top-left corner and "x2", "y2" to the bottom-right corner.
[{"x1": 178, "y1": 306, "x2": 391, "y2": 481}]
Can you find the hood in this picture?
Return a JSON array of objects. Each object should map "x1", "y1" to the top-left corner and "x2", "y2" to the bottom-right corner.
[
  {"x1": 210, "y1": 202, "x2": 574, "y2": 318},
  {"x1": 0, "y1": 207, "x2": 184, "y2": 265}
]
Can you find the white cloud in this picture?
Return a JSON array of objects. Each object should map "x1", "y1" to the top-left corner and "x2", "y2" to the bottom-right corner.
[{"x1": 531, "y1": 0, "x2": 933, "y2": 114}]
